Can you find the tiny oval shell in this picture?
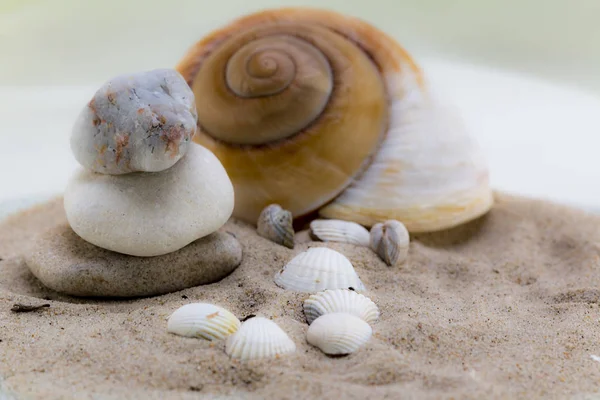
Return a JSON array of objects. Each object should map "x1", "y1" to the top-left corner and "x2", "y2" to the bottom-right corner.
[
  {"x1": 306, "y1": 313, "x2": 372, "y2": 355},
  {"x1": 167, "y1": 303, "x2": 240, "y2": 340},
  {"x1": 225, "y1": 317, "x2": 296, "y2": 361},
  {"x1": 370, "y1": 220, "x2": 409, "y2": 266},
  {"x1": 309, "y1": 219, "x2": 370, "y2": 246},
  {"x1": 257, "y1": 204, "x2": 295, "y2": 249},
  {"x1": 303, "y1": 289, "x2": 379, "y2": 325},
  {"x1": 274, "y1": 247, "x2": 366, "y2": 293}
]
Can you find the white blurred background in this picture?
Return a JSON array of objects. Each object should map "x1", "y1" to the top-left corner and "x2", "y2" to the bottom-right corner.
[{"x1": 0, "y1": 0, "x2": 599, "y2": 213}]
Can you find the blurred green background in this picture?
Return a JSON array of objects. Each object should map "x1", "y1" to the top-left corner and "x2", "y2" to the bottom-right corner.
[
  {"x1": 1, "y1": 0, "x2": 599, "y2": 93},
  {"x1": 0, "y1": 0, "x2": 599, "y2": 215}
]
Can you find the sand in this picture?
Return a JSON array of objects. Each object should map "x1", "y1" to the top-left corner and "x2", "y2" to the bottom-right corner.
[{"x1": 0, "y1": 192, "x2": 600, "y2": 399}]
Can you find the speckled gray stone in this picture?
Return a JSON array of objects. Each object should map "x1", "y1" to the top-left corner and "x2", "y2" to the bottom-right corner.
[
  {"x1": 70, "y1": 68, "x2": 197, "y2": 175},
  {"x1": 25, "y1": 224, "x2": 242, "y2": 298}
]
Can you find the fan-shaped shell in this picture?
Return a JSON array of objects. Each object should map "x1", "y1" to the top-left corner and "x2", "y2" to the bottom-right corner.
[
  {"x1": 167, "y1": 303, "x2": 240, "y2": 340},
  {"x1": 303, "y1": 289, "x2": 379, "y2": 325},
  {"x1": 306, "y1": 313, "x2": 372, "y2": 355},
  {"x1": 274, "y1": 247, "x2": 366, "y2": 293},
  {"x1": 309, "y1": 219, "x2": 370, "y2": 247},
  {"x1": 370, "y1": 220, "x2": 410, "y2": 266},
  {"x1": 225, "y1": 317, "x2": 296, "y2": 361},
  {"x1": 257, "y1": 204, "x2": 295, "y2": 249},
  {"x1": 176, "y1": 7, "x2": 493, "y2": 233}
]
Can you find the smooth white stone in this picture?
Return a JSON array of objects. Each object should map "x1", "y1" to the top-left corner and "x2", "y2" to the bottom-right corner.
[{"x1": 64, "y1": 144, "x2": 234, "y2": 257}]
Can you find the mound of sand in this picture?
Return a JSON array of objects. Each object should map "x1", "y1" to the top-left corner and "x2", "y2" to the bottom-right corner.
[{"x1": 0, "y1": 192, "x2": 599, "y2": 399}]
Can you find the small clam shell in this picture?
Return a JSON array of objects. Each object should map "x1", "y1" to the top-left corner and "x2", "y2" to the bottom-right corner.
[
  {"x1": 167, "y1": 303, "x2": 240, "y2": 340},
  {"x1": 306, "y1": 313, "x2": 372, "y2": 355},
  {"x1": 274, "y1": 247, "x2": 366, "y2": 293},
  {"x1": 225, "y1": 317, "x2": 296, "y2": 361},
  {"x1": 370, "y1": 220, "x2": 409, "y2": 266},
  {"x1": 309, "y1": 219, "x2": 370, "y2": 246},
  {"x1": 303, "y1": 289, "x2": 379, "y2": 325},
  {"x1": 257, "y1": 204, "x2": 294, "y2": 249}
]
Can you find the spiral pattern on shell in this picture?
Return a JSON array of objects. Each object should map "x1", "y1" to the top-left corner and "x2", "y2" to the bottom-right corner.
[
  {"x1": 193, "y1": 31, "x2": 337, "y2": 145},
  {"x1": 177, "y1": 8, "x2": 423, "y2": 224}
]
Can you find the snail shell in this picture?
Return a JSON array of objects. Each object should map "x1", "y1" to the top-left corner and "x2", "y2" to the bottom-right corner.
[{"x1": 176, "y1": 7, "x2": 493, "y2": 233}]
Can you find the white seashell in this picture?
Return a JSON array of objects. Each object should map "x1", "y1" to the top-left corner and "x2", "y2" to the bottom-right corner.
[
  {"x1": 274, "y1": 247, "x2": 366, "y2": 293},
  {"x1": 306, "y1": 313, "x2": 372, "y2": 355},
  {"x1": 257, "y1": 204, "x2": 295, "y2": 249},
  {"x1": 309, "y1": 219, "x2": 370, "y2": 247},
  {"x1": 370, "y1": 220, "x2": 409, "y2": 266},
  {"x1": 319, "y1": 75, "x2": 493, "y2": 233},
  {"x1": 167, "y1": 303, "x2": 240, "y2": 340},
  {"x1": 225, "y1": 317, "x2": 296, "y2": 361},
  {"x1": 303, "y1": 289, "x2": 379, "y2": 325}
]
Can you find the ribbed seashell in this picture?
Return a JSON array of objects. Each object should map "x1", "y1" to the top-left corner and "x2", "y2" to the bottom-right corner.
[
  {"x1": 306, "y1": 313, "x2": 372, "y2": 355},
  {"x1": 309, "y1": 219, "x2": 370, "y2": 247},
  {"x1": 274, "y1": 247, "x2": 366, "y2": 293},
  {"x1": 176, "y1": 7, "x2": 493, "y2": 233},
  {"x1": 303, "y1": 289, "x2": 379, "y2": 325},
  {"x1": 370, "y1": 220, "x2": 410, "y2": 266},
  {"x1": 167, "y1": 303, "x2": 240, "y2": 340},
  {"x1": 225, "y1": 317, "x2": 296, "y2": 361},
  {"x1": 257, "y1": 204, "x2": 294, "y2": 249}
]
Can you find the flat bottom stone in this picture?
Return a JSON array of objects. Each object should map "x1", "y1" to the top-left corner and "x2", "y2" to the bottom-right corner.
[{"x1": 25, "y1": 224, "x2": 242, "y2": 298}]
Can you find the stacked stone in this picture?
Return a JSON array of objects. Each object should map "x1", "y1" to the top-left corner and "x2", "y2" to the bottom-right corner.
[{"x1": 26, "y1": 69, "x2": 242, "y2": 297}]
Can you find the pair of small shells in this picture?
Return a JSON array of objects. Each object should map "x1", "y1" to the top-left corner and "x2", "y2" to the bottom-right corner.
[
  {"x1": 167, "y1": 303, "x2": 295, "y2": 361},
  {"x1": 274, "y1": 247, "x2": 366, "y2": 293},
  {"x1": 257, "y1": 205, "x2": 368, "y2": 250},
  {"x1": 304, "y1": 288, "x2": 379, "y2": 355},
  {"x1": 309, "y1": 218, "x2": 410, "y2": 267}
]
